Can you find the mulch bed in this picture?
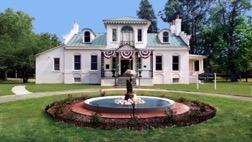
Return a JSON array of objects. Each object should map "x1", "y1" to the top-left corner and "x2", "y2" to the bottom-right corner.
[{"x1": 45, "y1": 96, "x2": 216, "y2": 130}]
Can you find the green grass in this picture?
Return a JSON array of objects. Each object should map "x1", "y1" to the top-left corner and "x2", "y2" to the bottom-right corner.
[
  {"x1": 0, "y1": 78, "x2": 34, "y2": 96},
  {"x1": 26, "y1": 83, "x2": 100, "y2": 92},
  {"x1": 0, "y1": 91, "x2": 252, "y2": 142},
  {"x1": 0, "y1": 84, "x2": 15, "y2": 96},
  {"x1": 154, "y1": 82, "x2": 252, "y2": 97}
]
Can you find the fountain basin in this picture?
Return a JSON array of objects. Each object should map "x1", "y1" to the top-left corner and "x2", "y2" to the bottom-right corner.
[{"x1": 83, "y1": 96, "x2": 175, "y2": 113}]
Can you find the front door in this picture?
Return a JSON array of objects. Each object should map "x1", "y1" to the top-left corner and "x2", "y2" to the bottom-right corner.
[{"x1": 121, "y1": 59, "x2": 133, "y2": 76}]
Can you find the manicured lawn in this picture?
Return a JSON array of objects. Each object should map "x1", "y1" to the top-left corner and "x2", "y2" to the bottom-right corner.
[
  {"x1": 0, "y1": 84, "x2": 15, "y2": 96},
  {"x1": 0, "y1": 78, "x2": 34, "y2": 96},
  {"x1": 26, "y1": 83, "x2": 100, "y2": 92},
  {"x1": 0, "y1": 91, "x2": 251, "y2": 142},
  {"x1": 154, "y1": 82, "x2": 252, "y2": 97}
]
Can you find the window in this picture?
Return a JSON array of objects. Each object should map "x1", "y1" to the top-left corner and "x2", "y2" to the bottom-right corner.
[
  {"x1": 194, "y1": 60, "x2": 199, "y2": 71},
  {"x1": 112, "y1": 29, "x2": 117, "y2": 41},
  {"x1": 74, "y1": 55, "x2": 81, "y2": 70},
  {"x1": 137, "y1": 29, "x2": 142, "y2": 42},
  {"x1": 74, "y1": 77, "x2": 81, "y2": 82},
  {"x1": 156, "y1": 56, "x2": 162, "y2": 71},
  {"x1": 105, "y1": 64, "x2": 110, "y2": 69},
  {"x1": 172, "y1": 56, "x2": 179, "y2": 71},
  {"x1": 112, "y1": 57, "x2": 116, "y2": 69},
  {"x1": 54, "y1": 58, "x2": 60, "y2": 71},
  {"x1": 173, "y1": 78, "x2": 179, "y2": 83},
  {"x1": 91, "y1": 55, "x2": 98, "y2": 70},
  {"x1": 84, "y1": 31, "x2": 90, "y2": 42},
  {"x1": 163, "y1": 32, "x2": 169, "y2": 43}
]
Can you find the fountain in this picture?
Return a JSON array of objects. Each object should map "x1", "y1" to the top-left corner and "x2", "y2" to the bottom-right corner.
[{"x1": 82, "y1": 70, "x2": 177, "y2": 114}]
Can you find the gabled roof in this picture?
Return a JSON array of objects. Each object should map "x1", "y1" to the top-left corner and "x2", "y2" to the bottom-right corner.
[
  {"x1": 147, "y1": 33, "x2": 188, "y2": 47},
  {"x1": 66, "y1": 33, "x2": 107, "y2": 47}
]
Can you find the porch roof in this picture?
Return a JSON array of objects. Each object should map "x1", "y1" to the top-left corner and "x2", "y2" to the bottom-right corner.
[{"x1": 189, "y1": 54, "x2": 207, "y2": 60}]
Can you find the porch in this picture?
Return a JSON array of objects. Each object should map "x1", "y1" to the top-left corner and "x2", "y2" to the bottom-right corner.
[
  {"x1": 189, "y1": 54, "x2": 207, "y2": 83},
  {"x1": 100, "y1": 45, "x2": 153, "y2": 86}
]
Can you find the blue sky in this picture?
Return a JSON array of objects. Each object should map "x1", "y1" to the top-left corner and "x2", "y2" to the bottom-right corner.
[
  {"x1": 0, "y1": 0, "x2": 167, "y2": 40},
  {"x1": 0, "y1": 0, "x2": 251, "y2": 41}
]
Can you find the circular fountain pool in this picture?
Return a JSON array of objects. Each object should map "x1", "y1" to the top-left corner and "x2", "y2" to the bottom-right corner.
[{"x1": 83, "y1": 96, "x2": 175, "y2": 113}]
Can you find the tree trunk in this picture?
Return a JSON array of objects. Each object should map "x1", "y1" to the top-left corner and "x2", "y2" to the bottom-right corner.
[
  {"x1": 22, "y1": 77, "x2": 28, "y2": 83},
  {"x1": 0, "y1": 70, "x2": 7, "y2": 81},
  {"x1": 21, "y1": 69, "x2": 29, "y2": 84},
  {"x1": 230, "y1": 71, "x2": 238, "y2": 82},
  {"x1": 245, "y1": 71, "x2": 248, "y2": 82}
]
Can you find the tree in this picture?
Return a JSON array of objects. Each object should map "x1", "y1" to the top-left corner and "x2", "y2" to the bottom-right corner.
[
  {"x1": 0, "y1": 8, "x2": 61, "y2": 83},
  {"x1": 206, "y1": 0, "x2": 251, "y2": 82},
  {"x1": 137, "y1": 0, "x2": 158, "y2": 33},
  {"x1": 159, "y1": 0, "x2": 213, "y2": 54},
  {"x1": 0, "y1": 8, "x2": 33, "y2": 81}
]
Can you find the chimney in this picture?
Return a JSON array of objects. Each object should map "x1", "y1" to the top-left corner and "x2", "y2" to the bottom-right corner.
[
  {"x1": 175, "y1": 15, "x2": 182, "y2": 36},
  {"x1": 63, "y1": 22, "x2": 79, "y2": 44},
  {"x1": 72, "y1": 21, "x2": 79, "y2": 34},
  {"x1": 170, "y1": 20, "x2": 175, "y2": 33}
]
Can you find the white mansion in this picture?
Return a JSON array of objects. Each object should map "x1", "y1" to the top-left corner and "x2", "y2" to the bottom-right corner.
[{"x1": 36, "y1": 16, "x2": 205, "y2": 86}]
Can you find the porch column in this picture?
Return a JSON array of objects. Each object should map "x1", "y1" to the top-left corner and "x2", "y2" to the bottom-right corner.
[
  {"x1": 135, "y1": 52, "x2": 139, "y2": 77},
  {"x1": 101, "y1": 52, "x2": 105, "y2": 78},
  {"x1": 115, "y1": 52, "x2": 119, "y2": 87},
  {"x1": 150, "y1": 51, "x2": 153, "y2": 78}
]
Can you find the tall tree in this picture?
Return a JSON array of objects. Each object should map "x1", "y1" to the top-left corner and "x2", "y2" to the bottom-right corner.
[
  {"x1": 206, "y1": 0, "x2": 251, "y2": 82},
  {"x1": 159, "y1": 0, "x2": 213, "y2": 54},
  {"x1": 0, "y1": 8, "x2": 33, "y2": 81},
  {"x1": 0, "y1": 8, "x2": 61, "y2": 83},
  {"x1": 137, "y1": 0, "x2": 158, "y2": 33}
]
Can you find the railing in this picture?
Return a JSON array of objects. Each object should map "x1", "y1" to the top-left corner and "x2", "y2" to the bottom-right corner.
[{"x1": 120, "y1": 41, "x2": 134, "y2": 47}]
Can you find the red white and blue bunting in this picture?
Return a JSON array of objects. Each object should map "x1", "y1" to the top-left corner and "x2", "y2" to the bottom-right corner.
[
  {"x1": 138, "y1": 50, "x2": 151, "y2": 59},
  {"x1": 103, "y1": 51, "x2": 115, "y2": 59},
  {"x1": 120, "y1": 51, "x2": 134, "y2": 59}
]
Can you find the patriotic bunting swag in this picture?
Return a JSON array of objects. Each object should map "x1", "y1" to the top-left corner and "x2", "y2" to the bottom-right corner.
[
  {"x1": 138, "y1": 50, "x2": 151, "y2": 59},
  {"x1": 120, "y1": 51, "x2": 133, "y2": 59},
  {"x1": 103, "y1": 51, "x2": 115, "y2": 59}
]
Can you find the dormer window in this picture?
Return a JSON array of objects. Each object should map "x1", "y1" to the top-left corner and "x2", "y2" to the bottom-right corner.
[
  {"x1": 163, "y1": 32, "x2": 169, "y2": 43},
  {"x1": 84, "y1": 31, "x2": 91, "y2": 43}
]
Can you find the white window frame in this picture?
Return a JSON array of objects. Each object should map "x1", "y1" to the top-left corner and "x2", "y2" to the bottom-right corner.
[
  {"x1": 163, "y1": 31, "x2": 169, "y2": 43},
  {"x1": 53, "y1": 58, "x2": 60, "y2": 71},
  {"x1": 90, "y1": 54, "x2": 98, "y2": 71},
  {"x1": 74, "y1": 54, "x2": 81, "y2": 71},
  {"x1": 155, "y1": 55, "x2": 163, "y2": 71},
  {"x1": 172, "y1": 55, "x2": 180, "y2": 72}
]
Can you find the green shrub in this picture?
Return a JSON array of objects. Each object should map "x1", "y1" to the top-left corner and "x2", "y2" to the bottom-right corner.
[
  {"x1": 164, "y1": 114, "x2": 175, "y2": 123},
  {"x1": 128, "y1": 116, "x2": 140, "y2": 127},
  {"x1": 190, "y1": 110, "x2": 201, "y2": 118},
  {"x1": 90, "y1": 112, "x2": 103, "y2": 126}
]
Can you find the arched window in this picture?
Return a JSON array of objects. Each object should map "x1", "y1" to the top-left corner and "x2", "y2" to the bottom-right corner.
[
  {"x1": 163, "y1": 32, "x2": 169, "y2": 43},
  {"x1": 121, "y1": 26, "x2": 134, "y2": 43},
  {"x1": 84, "y1": 31, "x2": 91, "y2": 43}
]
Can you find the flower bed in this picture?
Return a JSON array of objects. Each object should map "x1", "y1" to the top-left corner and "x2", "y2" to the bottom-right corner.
[{"x1": 45, "y1": 96, "x2": 216, "y2": 130}]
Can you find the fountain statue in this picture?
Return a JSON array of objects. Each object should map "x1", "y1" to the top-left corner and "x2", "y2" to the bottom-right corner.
[{"x1": 124, "y1": 79, "x2": 134, "y2": 100}]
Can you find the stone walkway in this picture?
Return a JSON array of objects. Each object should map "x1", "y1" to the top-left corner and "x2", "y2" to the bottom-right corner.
[
  {"x1": 0, "y1": 88, "x2": 252, "y2": 104},
  {"x1": 11, "y1": 85, "x2": 31, "y2": 95}
]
